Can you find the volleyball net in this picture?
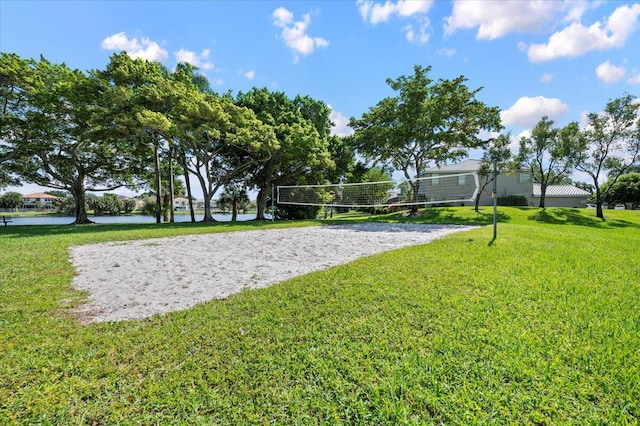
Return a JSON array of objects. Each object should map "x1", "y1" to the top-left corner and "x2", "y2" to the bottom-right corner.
[{"x1": 277, "y1": 172, "x2": 479, "y2": 208}]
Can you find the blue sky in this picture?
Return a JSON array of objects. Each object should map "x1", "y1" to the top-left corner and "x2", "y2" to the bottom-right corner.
[{"x1": 2, "y1": 0, "x2": 640, "y2": 196}]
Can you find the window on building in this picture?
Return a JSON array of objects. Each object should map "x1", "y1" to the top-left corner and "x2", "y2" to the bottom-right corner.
[
  {"x1": 519, "y1": 173, "x2": 532, "y2": 183},
  {"x1": 458, "y1": 174, "x2": 467, "y2": 185},
  {"x1": 431, "y1": 174, "x2": 440, "y2": 185}
]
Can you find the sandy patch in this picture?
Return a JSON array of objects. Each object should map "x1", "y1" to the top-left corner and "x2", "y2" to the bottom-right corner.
[{"x1": 69, "y1": 223, "x2": 474, "y2": 322}]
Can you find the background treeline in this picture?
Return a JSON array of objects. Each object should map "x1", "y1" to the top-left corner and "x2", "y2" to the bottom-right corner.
[
  {"x1": 2, "y1": 53, "x2": 639, "y2": 223},
  {"x1": 0, "y1": 52, "x2": 367, "y2": 224}
]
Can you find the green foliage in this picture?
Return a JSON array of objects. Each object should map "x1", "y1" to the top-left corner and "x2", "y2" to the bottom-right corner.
[
  {"x1": 576, "y1": 93, "x2": 640, "y2": 218},
  {"x1": 601, "y1": 172, "x2": 640, "y2": 208},
  {"x1": 123, "y1": 199, "x2": 136, "y2": 214},
  {"x1": 498, "y1": 195, "x2": 528, "y2": 206},
  {"x1": 52, "y1": 195, "x2": 76, "y2": 215},
  {"x1": 516, "y1": 117, "x2": 583, "y2": 208},
  {"x1": 275, "y1": 203, "x2": 321, "y2": 220},
  {"x1": 350, "y1": 65, "x2": 502, "y2": 213},
  {"x1": 87, "y1": 193, "x2": 124, "y2": 216},
  {"x1": 1, "y1": 208, "x2": 639, "y2": 423},
  {"x1": 235, "y1": 88, "x2": 333, "y2": 219},
  {"x1": 0, "y1": 191, "x2": 23, "y2": 209}
]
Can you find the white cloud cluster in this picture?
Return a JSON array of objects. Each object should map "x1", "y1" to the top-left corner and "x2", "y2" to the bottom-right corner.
[
  {"x1": 445, "y1": 0, "x2": 571, "y2": 40},
  {"x1": 403, "y1": 17, "x2": 430, "y2": 44},
  {"x1": 329, "y1": 108, "x2": 354, "y2": 137},
  {"x1": 357, "y1": 0, "x2": 433, "y2": 24},
  {"x1": 272, "y1": 7, "x2": 329, "y2": 62},
  {"x1": 595, "y1": 60, "x2": 626, "y2": 84},
  {"x1": 101, "y1": 32, "x2": 169, "y2": 63},
  {"x1": 540, "y1": 72, "x2": 554, "y2": 83},
  {"x1": 175, "y1": 48, "x2": 215, "y2": 70},
  {"x1": 244, "y1": 70, "x2": 255, "y2": 80},
  {"x1": 501, "y1": 96, "x2": 569, "y2": 128},
  {"x1": 527, "y1": 3, "x2": 640, "y2": 62},
  {"x1": 357, "y1": 0, "x2": 433, "y2": 43}
]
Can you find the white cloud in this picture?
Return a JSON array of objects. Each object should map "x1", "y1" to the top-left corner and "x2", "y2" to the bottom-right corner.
[
  {"x1": 628, "y1": 74, "x2": 640, "y2": 85},
  {"x1": 527, "y1": 3, "x2": 640, "y2": 62},
  {"x1": 444, "y1": 0, "x2": 566, "y2": 40},
  {"x1": 272, "y1": 8, "x2": 328, "y2": 62},
  {"x1": 101, "y1": 32, "x2": 169, "y2": 63},
  {"x1": 595, "y1": 60, "x2": 626, "y2": 84},
  {"x1": 357, "y1": 0, "x2": 433, "y2": 24},
  {"x1": 501, "y1": 96, "x2": 569, "y2": 127},
  {"x1": 540, "y1": 72, "x2": 554, "y2": 83},
  {"x1": 403, "y1": 17, "x2": 430, "y2": 43},
  {"x1": 437, "y1": 47, "x2": 457, "y2": 56},
  {"x1": 244, "y1": 70, "x2": 255, "y2": 80},
  {"x1": 175, "y1": 48, "x2": 215, "y2": 70},
  {"x1": 329, "y1": 108, "x2": 354, "y2": 137}
]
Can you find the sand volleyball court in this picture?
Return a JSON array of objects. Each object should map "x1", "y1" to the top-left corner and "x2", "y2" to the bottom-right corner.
[{"x1": 70, "y1": 223, "x2": 474, "y2": 322}]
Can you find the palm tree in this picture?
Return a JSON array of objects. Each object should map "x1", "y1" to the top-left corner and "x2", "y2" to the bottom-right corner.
[{"x1": 217, "y1": 184, "x2": 249, "y2": 222}]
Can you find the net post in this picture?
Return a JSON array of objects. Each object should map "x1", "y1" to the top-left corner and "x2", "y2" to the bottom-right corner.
[
  {"x1": 271, "y1": 184, "x2": 275, "y2": 222},
  {"x1": 493, "y1": 160, "x2": 498, "y2": 240}
]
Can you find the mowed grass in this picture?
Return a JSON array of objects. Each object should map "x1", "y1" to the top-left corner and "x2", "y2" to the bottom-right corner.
[{"x1": 1, "y1": 208, "x2": 639, "y2": 424}]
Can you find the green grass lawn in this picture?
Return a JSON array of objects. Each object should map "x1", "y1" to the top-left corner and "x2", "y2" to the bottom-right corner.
[{"x1": 1, "y1": 207, "x2": 639, "y2": 424}]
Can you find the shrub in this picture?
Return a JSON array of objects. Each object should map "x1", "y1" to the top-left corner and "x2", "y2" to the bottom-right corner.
[{"x1": 498, "y1": 195, "x2": 528, "y2": 206}]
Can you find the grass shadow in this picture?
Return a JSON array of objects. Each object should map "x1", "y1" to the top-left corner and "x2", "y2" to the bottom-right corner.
[
  {"x1": 527, "y1": 208, "x2": 640, "y2": 229},
  {"x1": 0, "y1": 219, "x2": 294, "y2": 240},
  {"x1": 385, "y1": 207, "x2": 510, "y2": 226}
]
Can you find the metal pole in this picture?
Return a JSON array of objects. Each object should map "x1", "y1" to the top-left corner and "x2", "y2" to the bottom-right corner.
[
  {"x1": 271, "y1": 184, "x2": 275, "y2": 222},
  {"x1": 493, "y1": 159, "x2": 498, "y2": 240}
]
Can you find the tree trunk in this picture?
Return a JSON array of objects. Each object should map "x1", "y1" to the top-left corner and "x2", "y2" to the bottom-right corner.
[
  {"x1": 538, "y1": 184, "x2": 547, "y2": 208},
  {"x1": 594, "y1": 186, "x2": 605, "y2": 220},
  {"x1": 409, "y1": 181, "x2": 420, "y2": 215},
  {"x1": 255, "y1": 186, "x2": 268, "y2": 220},
  {"x1": 181, "y1": 155, "x2": 196, "y2": 223},
  {"x1": 202, "y1": 194, "x2": 217, "y2": 222},
  {"x1": 163, "y1": 192, "x2": 171, "y2": 222},
  {"x1": 70, "y1": 178, "x2": 93, "y2": 225},
  {"x1": 154, "y1": 143, "x2": 162, "y2": 224},
  {"x1": 232, "y1": 199, "x2": 238, "y2": 222},
  {"x1": 168, "y1": 148, "x2": 175, "y2": 223}
]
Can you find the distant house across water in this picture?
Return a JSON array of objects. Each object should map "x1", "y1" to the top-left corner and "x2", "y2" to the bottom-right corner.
[{"x1": 21, "y1": 192, "x2": 58, "y2": 211}]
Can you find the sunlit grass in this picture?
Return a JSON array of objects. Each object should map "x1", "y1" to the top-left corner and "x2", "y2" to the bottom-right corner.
[{"x1": 1, "y1": 207, "x2": 639, "y2": 423}]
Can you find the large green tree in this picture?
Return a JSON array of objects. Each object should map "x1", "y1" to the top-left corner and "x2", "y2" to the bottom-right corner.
[
  {"x1": 177, "y1": 91, "x2": 277, "y2": 222},
  {"x1": 236, "y1": 88, "x2": 333, "y2": 220},
  {"x1": 101, "y1": 52, "x2": 178, "y2": 224},
  {"x1": 516, "y1": 117, "x2": 583, "y2": 208},
  {"x1": 350, "y1": 65, "x2": 502, "y2": 214},
  {"x1": 575, "y1": 94, "x2": 640, "y2": 219},
  {"x1": 0, "y1": 191, "x2": 23, "y2": 210},
  {"x1": 18, "y1": 58, "x2": 142, "y2": 224},
  {"x1": 601, "y1": 172, "x2": 640, "y2": 209},
  {"x1": 0, "y1": 53, "x2": 40, "y2": 188}
]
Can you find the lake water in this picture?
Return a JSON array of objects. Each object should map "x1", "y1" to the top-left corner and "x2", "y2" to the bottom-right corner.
[{"x1": 3, "y1": 213, "x2": 261, "y2": 226}]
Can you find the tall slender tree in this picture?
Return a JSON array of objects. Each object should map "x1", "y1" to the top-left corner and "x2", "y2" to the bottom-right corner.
[
  {"x1": 350, "y1": 65, "x2": 502, "y2": 215},
  {"x1": 575, "y1": 94, "x2": 640, "y2": 219},
  {"x1": 177, "y1": 91, "x2": 277, "y2": 222},
  {"x1": 476, "y1": 133, "x2": 512, "y2": 212},
  {"x1": 516, "y1": 117, "x2": 582, "y2": 208}
]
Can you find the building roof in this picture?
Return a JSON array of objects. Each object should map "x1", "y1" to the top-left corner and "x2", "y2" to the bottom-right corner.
[
  {"x1": 424, "y1": 159, "x2": 481, "y2": 173},
  {"x1": 533, "y1": 184, "x2": 590, "y2": 197},
  {"x1": 22, "y1": 192, "x2": 58, "y2": 199}
]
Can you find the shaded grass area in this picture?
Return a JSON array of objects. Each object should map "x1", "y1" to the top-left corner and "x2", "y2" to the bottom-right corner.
[{"x1": 1, "y1": 207, "x2": 639, "y2": 424}]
